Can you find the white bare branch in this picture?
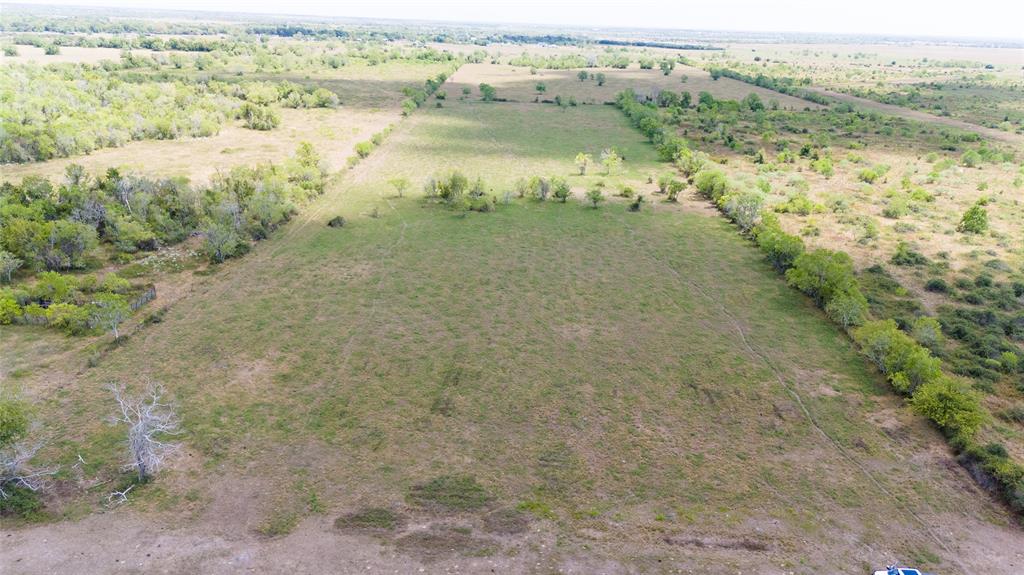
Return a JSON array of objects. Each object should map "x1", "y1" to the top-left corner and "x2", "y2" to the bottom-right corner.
[
  {"x1": 108, "y1": 382, "x2": 181, "y2": 482},
  {"x1": 0, "y1": 437, "x2": 58, "y2": 500},
  {"x1": 106, "y1": 484, "x2": 135, "y2": 507}
]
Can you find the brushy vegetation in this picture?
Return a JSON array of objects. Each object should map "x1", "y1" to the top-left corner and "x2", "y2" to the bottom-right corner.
[
  {"x1": 614, "y1": 88, "x2": 1024, "y2": 515},
  {"x1": 0, "y1": 143, "x2": 328, "y2": 334},
  {"x1": 0, "y1": 65, "x2": 342, "y2": 163}
]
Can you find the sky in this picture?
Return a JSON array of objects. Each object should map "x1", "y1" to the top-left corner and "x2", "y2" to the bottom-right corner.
[{"x1": 7, "y1": 0, "x2": 1024, "y2": 40}]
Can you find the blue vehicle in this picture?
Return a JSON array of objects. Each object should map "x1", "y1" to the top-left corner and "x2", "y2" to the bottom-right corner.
[{"x1": 872, "y1": 564, "x2": 931, "y2": 575}]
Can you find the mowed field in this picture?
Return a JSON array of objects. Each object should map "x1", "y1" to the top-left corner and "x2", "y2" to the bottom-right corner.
[
  {"x1": 4, "y1": 98, "x2": 1022, "y2": 574},
  {"x1": 446, "y1": 62, "x2": 820, "y2": 109}
]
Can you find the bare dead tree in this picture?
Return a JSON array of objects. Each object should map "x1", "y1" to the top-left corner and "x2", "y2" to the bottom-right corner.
[
  {"x1": 109, "y1": 382, "x2": 181, "y2": 482},
  {"x1": 0, "y1": 437, "x2": 57, "y2": 500}
]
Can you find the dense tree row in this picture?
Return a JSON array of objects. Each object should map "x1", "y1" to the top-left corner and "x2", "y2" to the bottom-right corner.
[{"x1": 9, "y1": 33, "x2": 222, "y2": 52}]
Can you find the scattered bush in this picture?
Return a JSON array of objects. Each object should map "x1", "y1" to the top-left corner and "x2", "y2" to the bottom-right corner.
[
  {"x1": 238, "y1": 102, "x2": 280, "y2": 130},
  {"x1": 957, "y1": 202, "x2": 988, "y2": 234}
]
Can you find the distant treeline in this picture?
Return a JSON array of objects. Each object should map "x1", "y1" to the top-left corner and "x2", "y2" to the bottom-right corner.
[
  {"x1": 707, "y1": 66, "x2": 832, "y2": 106},
  {"x1": 12, "y1": 33, "x2": 222, "y2": 52},
  {"x1": 597, "y1": 39, "x2": 721, "y2": 51}
]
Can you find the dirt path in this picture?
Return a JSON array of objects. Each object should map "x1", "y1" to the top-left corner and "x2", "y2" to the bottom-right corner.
[{"x1": 804, "y1": 87, "x2": 1024, "y2": 146}]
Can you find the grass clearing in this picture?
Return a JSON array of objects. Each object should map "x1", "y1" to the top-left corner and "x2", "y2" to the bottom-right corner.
[
  {"x1": 6, "y1": 99, "x2": 1020, "y2": 572},
  {"x1": 447, "y1": 62, "x2": 819, "y2": 109}
]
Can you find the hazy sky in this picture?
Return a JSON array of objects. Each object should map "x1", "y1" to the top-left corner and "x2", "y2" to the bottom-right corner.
[{"x1": 8, "y1": 0, "x2": 1024, "y2": 40}]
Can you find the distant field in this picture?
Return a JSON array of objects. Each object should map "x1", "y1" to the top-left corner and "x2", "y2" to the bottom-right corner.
[
  {"x1": 5, "y1": 99, "x2": 1020, "y2": 574},
  {"x1": 447, "y1": 62, "x2": 821, "y2": 109},
  {"x1": 0, "y1": 44, "x2": 175, "y2": 64},
  {"x1": 0, "y1": 60, "x2": 452, "y2": 181},
  {"x1": 0, "y1": 107, "x2": 391, "y2": 183},
  {"x1": 692, "y1": 42, "x2": 1024, "y2": 130}
]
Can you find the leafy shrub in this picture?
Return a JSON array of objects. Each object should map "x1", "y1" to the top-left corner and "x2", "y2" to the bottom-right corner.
[
  {"x1": 890, "y1": 242, "x2": 928, "y2": 266},
  {"x1": 0, "y1": 485, "x2": 42, "y2": 518},
  {"x1": 354, "y1": 141, "x2": 374, "y2": 158},
  {"x1": 694, "y1": 170, "x2": 730, "y2": 202},
  {"x1": 957, "y1": 202, "x2": 988, "y2": 234},
  {"x1": 785, "y1": 249, "x2": 858, "y2": 306},
  {"x1": 628, "y1": 195, "x2": 645, "y2": 212},
  {"x1": 912, "y1": 377, "x2": 986, "y2": 438},
  {"x1": 238, "y1": 103, "x2": 280, "y2": 130}
]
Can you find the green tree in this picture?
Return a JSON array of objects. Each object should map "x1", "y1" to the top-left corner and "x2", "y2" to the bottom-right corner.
[
  {"x1": 354, "y1": 141, "x2": 374, "y2": 158},
  {"x1": 675, "y1": 147, "x2": 705, "y2": 181},
  {"x1": 694, "y1": 169, "x2": 730, "y2": 202},
  {"x1": 719, "y1": 190, "x2": 764, "y2": 233},
  {"x1": 0, "y1": 251, "x2": 21, "y2": 283},
  {"x1": 551, "y1": 177, "x2": 571, "y2": 203},
  {"x1": 659, "y1": 60, "x2": 675, "y2": 75},
  {"x1": 574, "y1": 152, "x2": 592, "y2": 175},
  {"x1": 600, "y1": 149, "x2": 622, "y2": 175},
  {"x1": 957, "y1": 202, "x2": 988, "y2": 234},
  {"x1": 742, "y1": 92, "x2": 764, "y2": 111},
  {"x1": 595, "y1": 72, "x2": 606, "y2": 86},
  {"x1": 785, "y1": 249, "x2": 857, "y2": 306},
  {"x1": 89, "y1": 293, "x2": 130, "y2": 340},
  {"x1": 478, "y1": 83, "x2": 496, "y2": 101},
  {"x1": 49, "y1": 220, "x2": 97, "y2": 269},
  {"x1": 657, "y1": 173, "x2": 674, "y2": 193},
  {"x1": 203, "y1": 224, "x2": 240, "y2": 263},
  {"x1": 239, "y1": 103, "x2": 280, "y2": 130},
  {"x1": 535, "y1": 82, "x2": 547, "y2": 94},
  {"x1": 388, "y1": 178, "x2": 410, "y2": 198},
  {"x1": 0, "y1": 393, "x2": 29, "y2": 447},
  {"x1": 960, "y1": 149, "x2": 981, "y2": 168},
  {"x1": 666, "y1": 179, "x2": 685, "y2": 203},
  {"x1": 586, "y1": 185, "x2": 605, "y2": 208},
  {"x1": 811, "y1": 157, "x2": 834, "y2": 178},
  {"x1": 755, "y1": 222, "x2": 805, "y2": 272},
  {"x1": 911, "y1": 316, "x2": 944, "y2": 350},
  {"x1": 577, "y1": 70, "x2": 589, "y2": 82},
  {"x1": 826, "y1": 290, "x2": 868, "y2": 328},
  {"x1": 911, "y1": 378, "x2": 986, "y2": 438}
]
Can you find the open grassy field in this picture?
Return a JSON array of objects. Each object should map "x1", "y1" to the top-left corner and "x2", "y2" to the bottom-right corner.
[
  {"x1": 4, "y1": 98, "x2": 1021, "y2": 574},
  {"x1": 447, "y1": 62, "x2": 821, "y2": 109}
]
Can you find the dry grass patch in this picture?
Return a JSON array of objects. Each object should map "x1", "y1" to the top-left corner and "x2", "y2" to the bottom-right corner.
[{"x1": 447, "y1": 62, "x2": 819, "y2": 109}]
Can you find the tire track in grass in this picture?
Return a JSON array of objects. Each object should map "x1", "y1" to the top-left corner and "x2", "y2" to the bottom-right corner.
[{"x1": 615, "y1": 211, "x2": 965, "y2": 573}]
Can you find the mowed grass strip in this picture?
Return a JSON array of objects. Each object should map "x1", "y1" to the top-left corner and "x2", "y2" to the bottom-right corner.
[{"x1": 51, "y1": 102, "x2": 997, "y2": 570}]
